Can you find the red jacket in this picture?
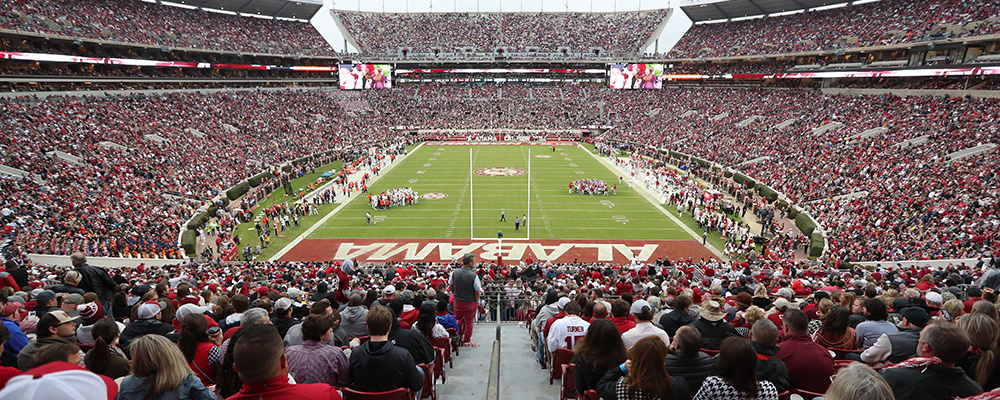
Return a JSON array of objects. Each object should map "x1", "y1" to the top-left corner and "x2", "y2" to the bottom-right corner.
[
  {"x1": 777, "y1": 333, "x2": 835, "y2": 394},
  {"x1": 227, "y1": 376, "x2": 342, "y2": 400},
  {"x1": 610, "y1": 316, "x2": 636, "y2": 335}
]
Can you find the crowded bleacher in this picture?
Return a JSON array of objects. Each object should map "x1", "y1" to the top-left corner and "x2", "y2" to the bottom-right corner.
[
  {"x1": 0, "y1": 0, "x2": 335, "y2": 56},
  {"x1": 336, "y1": 10, "x2": 668, "y2": 56},
  {"x1": 669, "y1": 0, "x2": 1000, "y2": 58}
]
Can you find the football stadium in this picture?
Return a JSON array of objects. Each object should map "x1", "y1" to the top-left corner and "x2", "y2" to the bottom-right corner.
[{"x1": 1, "y1": 0, "x2": 1000, "y2": 399}]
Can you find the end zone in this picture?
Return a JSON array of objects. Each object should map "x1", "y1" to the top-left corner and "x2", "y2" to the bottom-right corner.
[{"x1": 278, "y1": 238, "x2": 717, "y2": 264}]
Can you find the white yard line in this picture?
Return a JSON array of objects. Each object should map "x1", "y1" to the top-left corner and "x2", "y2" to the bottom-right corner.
[
  {"x1": 269, "y1": 143, "x2": 424, "y2": 261},
  {"x1": 579, "y1": 144, "x2": 728, "y2": 261}
]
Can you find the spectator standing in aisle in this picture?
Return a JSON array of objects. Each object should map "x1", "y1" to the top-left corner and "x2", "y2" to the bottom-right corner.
[{"x1": 450, "y1": 253, "x2": 482, "y2": 347}]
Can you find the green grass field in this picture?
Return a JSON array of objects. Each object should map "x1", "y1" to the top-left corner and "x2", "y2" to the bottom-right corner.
[{"x1": 308, "y1": 143, "x2": 692, "y2": 241}]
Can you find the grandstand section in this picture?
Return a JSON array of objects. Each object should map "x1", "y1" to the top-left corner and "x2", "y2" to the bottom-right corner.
[
  {"x1": 0, "y1": 0, "x2": 334, "y2": 56},
  {"x1": 670, "y1": 0, "x2": 1000, "y2": 59},
  {"x1": 336, "y1": 10, "x2": 670, "y2": 59}
]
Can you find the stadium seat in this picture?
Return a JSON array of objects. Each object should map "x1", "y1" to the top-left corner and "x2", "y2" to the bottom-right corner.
[
  {"x1": 549, "y1": 348, "x2": 574, "y2": 384},
  {"x1": 432, "y1": 347, "x2": 446, "y2": 383},
  {"x1": 446, "y1": 328, "x2": 459, "y2": 356},
  {"x1": 700, "y1": 348, "x2": 720, "y2": 356},
  {"x1": 341, "y1": 387, "x2": 413, "y2": 400},
  {"x1": 791, "y1": 388, "x2": 825, "y2": 400},
  {"x1": 580, "y1": 389, "x2": 600, "y2": 400},
  {"x1": 829, "y1": 348, "x2": 863, "y2": 360},
  {"x1": 560, "y1": 364, "x2": 576, "y2": 400},
  {"x1": 428, "y1": 337, "x2": 453, "y2": 368},
  {"x1": 417, "y1": 363, "x2": 435, "y2": 400}
]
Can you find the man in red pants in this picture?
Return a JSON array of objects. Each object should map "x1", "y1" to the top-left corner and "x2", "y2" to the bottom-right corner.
[{"x1": 450, "y1": 253, "x2": 482, "y2": 347}]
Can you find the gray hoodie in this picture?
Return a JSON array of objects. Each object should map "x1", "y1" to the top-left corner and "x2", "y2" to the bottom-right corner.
[{"x1": 340, "y1": 305, "x2": 369, "y2": 338}]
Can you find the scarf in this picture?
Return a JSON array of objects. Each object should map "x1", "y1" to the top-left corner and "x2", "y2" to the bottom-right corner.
[{"x1": 884, "y1": 356, "x2": 944, "y2": 371}]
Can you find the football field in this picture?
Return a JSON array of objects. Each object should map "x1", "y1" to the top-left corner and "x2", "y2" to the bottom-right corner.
[{"x1": 279, "y1": 142, "x2": 716, "y2": 263}]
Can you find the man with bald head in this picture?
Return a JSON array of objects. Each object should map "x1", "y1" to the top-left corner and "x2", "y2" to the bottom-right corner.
[{"x1": 71, "y1": 253, "x2": 116, "y2": 317}]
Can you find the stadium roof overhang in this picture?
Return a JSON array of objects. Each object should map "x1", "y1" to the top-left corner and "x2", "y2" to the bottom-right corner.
[
  {"x1": 681, "y1": 0, "x2": 858, "y2": 23},
  {"x1": 164, "y1": 0, "x2": 322, "y2": 20}
]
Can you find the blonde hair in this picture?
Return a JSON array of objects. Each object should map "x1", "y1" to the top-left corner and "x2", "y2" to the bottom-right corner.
[
  {"x1": 824, "y1": 362, "x2": 895, "y2": 400},
  {"x1": 744, "y1": 306, "x2": 766, "y2": 326},
  {"x1": 817, "y1": 298, "x2": 835, "y2": 317},
  {"x1": 753, "y1": 286, "x2": 767, "y2": 297},
  {"x1": 958, "y1": 313, "x2": 999, "y2": 386},
  {"x1": 129, "y1": 334, "x2": 194, "y2": 398},
  {"x1": 942, "y1": 299, "x2": 963, "y2": 322}
]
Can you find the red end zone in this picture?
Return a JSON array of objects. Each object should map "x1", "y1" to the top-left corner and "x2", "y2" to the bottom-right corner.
[{"x1": 278, "y1": 238, "x2": 717, "y2": 264}]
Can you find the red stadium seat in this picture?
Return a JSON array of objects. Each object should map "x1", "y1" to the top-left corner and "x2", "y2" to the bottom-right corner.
[
  {"x1": 428, "y1": 337, "x2": 453, "y2": 368},
  {"x1": 792, "y1": 388, "x2": 825, "y2": 400},
  {"x1": 417, "y1": 363, "x2": 435, "y2": 400},
  {"x1": 445, "y1": 328, "x2": 459, "y2": 356},
  {"x1": 549, "y1": 348, "x2": 574, "y2": 384},
  {"x1": 829, "y1": 347, "x2": 863, "y2": 360},
  {"x1": 580, "y1": 389, "x2": 600, "y2": 400},
  {"x1": 342, "y1": 387, "x2": 413, "y2": 400},
  {"x1": 699, "y1": 348, "x2": 720, "y2": 356},
  {"x1": 560, "y1": 363, "x2": 576, "y2": 400},
  {"x1": 432, "y1": 347, "x2": 446, "y2": 383}
]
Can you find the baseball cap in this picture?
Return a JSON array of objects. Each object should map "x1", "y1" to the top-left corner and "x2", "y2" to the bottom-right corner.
[
  {"x1": 630, "y1": 299, "x2": 651, "y2": 315},
  {"x1": 776, "y1": 288, "x2": 794, "y2": 298},
  {"x1": 274, "y1": 297, "x2": 294, "y2": 312},
  {"x1": 175, "y1": 303, "x2": 209, "y2": 322},
  {"x1": 774, "y1": 298, "x2": 792, "y2": 311},
  {"x1": 0, "y1": 361, "x2": 116, "y2": 400},
  {"x1": 902, "y1": 307, "x2": 931, "y2": 328},
  {"x1": 62, "y1": 293, "x2": 85, "y2": 306},
  {"x1": 287, "y1": 288, "x2": 305, "y2": 299},
  {"x1": 47, "y1": 309, "x2": 76, "y2": 325},
  {"x1": 383, "y1": 285, "x2": 396, "y2": 296},
  {"x1": 557, "y1": 297, "x2": 571, "y2": 309},
  {"x1": 137, "y1": 302, "x2": 162, "y2": 320},
  {"x1": 35, "y1": 290, "x2": 57, "y2": 306},
  {"x1": 925, "y1": 291, "x2": 943, "y2": 305}
]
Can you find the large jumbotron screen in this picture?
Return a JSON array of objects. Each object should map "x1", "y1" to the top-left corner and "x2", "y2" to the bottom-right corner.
[
  {"x1": 339, "y1": 63, "x2": 393, "y2": 89},
  {"x1": 608, "y1": 63, "x2": 664, "y2": 89}
]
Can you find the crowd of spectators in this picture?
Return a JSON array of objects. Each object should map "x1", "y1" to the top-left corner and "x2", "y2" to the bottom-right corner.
[
  {"x1": 1, "y1": 243, "x2": 1000, "y2": 398},
  {"x1": 598, "y1": 87, "x2": 1000, "y2": 262},
  {"x1": 0, "y1": 0, "x2": 335, "y2": 56},
  {"x1": 2, "y1": 83, "x2": 999, "y2": 264},
  {"x1": 337, "y1": 10, "x2": 668, "y2": 56},
  {"x1": 0, "y1": 89, "x2": 397, "y2": 258},
  {"x1": 670, "y1": 0, "x2": 1000, "y2": 58}
]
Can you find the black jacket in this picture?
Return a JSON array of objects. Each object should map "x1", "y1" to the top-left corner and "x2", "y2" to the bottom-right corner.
[
  {"x1": 46, "y1": 283, "x2": 85, "y2": 296},
  {"x1": 119, "y1": 319, "x2": 178, "y2": 358},
  {"x1": 753, "y1": 341, "x2": 790, "y2": 392},
  {"x1": 349, "y1": 340, "x2": 423, "y2": 392},
  {"x1": 881, "y1": 364, "x2": 982, "y2": 400},
  {"x1": 659, "y1": 309, "x2": 696, "y2": 337},
  {"x1": 664, "y1": 350, "x2": 716, "y2": 392},
  {"x1": 691, "y1": 317, "x2": 739, "y2": 350},
  {"x1": 74, "y1": 263, "x2": 116, "y2": 303},
  {"x1": 271, "y1": 315, "x2": 300, "y2": 339},
  {"x1": 573, "y1": 354, "x2": 618, "y2": 395},
  {"x1": 7, "y1": 268, "x2": 28, "y2": 290},
  {"x1": 597, "y1": 363, "x2": 690, "y2": 400},
  {"x1": 388, "y1": 320, "x2": 435, "y2": 365}
]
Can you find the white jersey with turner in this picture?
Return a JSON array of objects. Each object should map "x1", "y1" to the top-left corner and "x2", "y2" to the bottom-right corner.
[{"x1": 547, "y1": 316, "x2": 590, "y2": 351}]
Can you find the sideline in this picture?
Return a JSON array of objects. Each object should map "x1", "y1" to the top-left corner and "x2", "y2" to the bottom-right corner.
[
  {"x1": 269, "y1": 143, "x2": 424, "y2": 261},
  {"x1": 579, "y1": 143, "x2": 729, "y2": 261}
]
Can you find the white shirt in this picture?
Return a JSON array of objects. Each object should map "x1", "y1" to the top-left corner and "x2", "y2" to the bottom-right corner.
[
  {"x1": 547, "y1": 315, "x2": 590, "y2": 351},
  {"x1": 621, "y1": 322, "x2": 671, "y2": 350}
]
